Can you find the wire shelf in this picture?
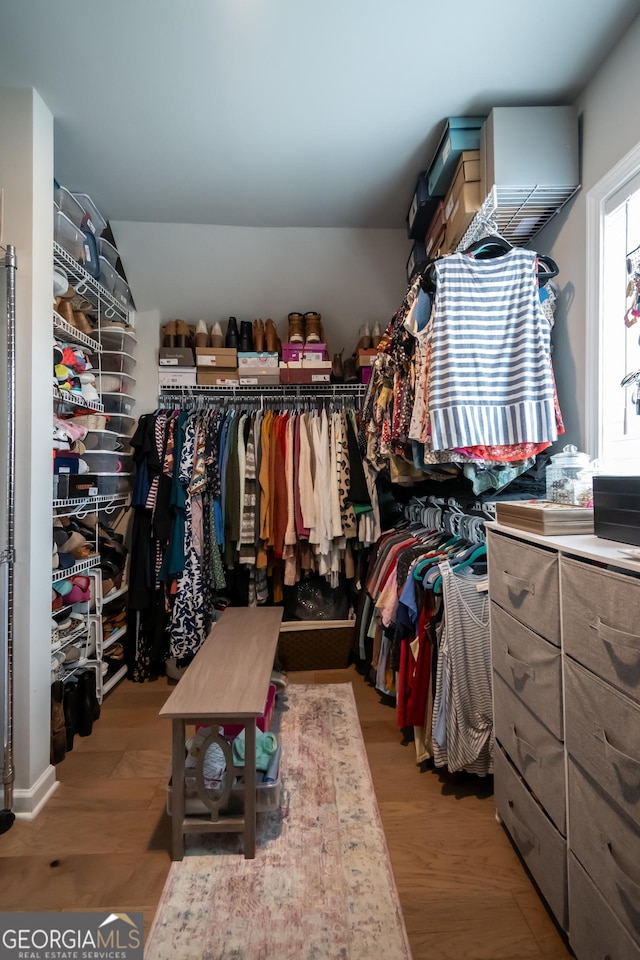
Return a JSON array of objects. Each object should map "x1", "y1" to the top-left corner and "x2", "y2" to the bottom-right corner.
[
  {"x1": 52, "y1": 383, "x2": 105, "y2": 413},
  {"x1": 102, "y1": 663, "x2": 127, "y2": 696},
  {"x1": 456, "y1": 183, "x2": 580, "y2": 251},
  {"x1": 53, "y1": 242, "x2": 132, "y2": 324},
  {"x1": 52, "y1": 495, "x2": 129, "y2": 518},
  {"x1": 53, "y1": 311, "x2": 102, "y2": 353},
  {"x1": 159, "y1": 383, "x2": 367, "y2": 408},
  {"x1": 52, "y1": 555, "x2": 100, "y2": 582}
]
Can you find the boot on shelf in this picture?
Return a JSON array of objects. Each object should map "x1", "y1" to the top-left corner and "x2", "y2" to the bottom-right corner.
[
  {"x1": 239, "y1": 320, "x2": 254, "y2": 352},
  {"x1": 174, "y1": 320, "x2": 191, "y2": 348},
  {"x1": 265, "y1": 318, "x2": 279, "y2": 354},
  {"x1": 343, "y1": 356, "x2": 359, "y2": 384},
  {"x1": 63, "y1": 679, "x2": 78, "y2": 753},
  {"x1": 76, "y1": 670, "x2": 100, "y2": 738},
  {"x1": 161, "y1": 320, "x2": 178, "y2": 347},
  {"x1": 371, "y1": 321, "x2": 382, "y2": 348},
  {"x1": 331, "y1": 349, "x2": 345, "y2": 383},
  {"x1": 304, "y1": 311, "x2": 322, "y2": 343},
  {"x1": 209, "y1": 321, "x2": 224, "y2": 348},
  {"x1": 287, "y1": 312, "x2": 305, "y2": 344},
  {"x1": 225, "y1": 316, "x2": 239, "y2": 349},
  {"x1": 253, "y1": 318, "x2": 265, "y2": 352},
  {"x1": 356, "y1": 323, "x2": 372, "y2": 351}
]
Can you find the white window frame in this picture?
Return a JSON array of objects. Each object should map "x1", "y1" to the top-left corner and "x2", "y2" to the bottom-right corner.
[{"x1": 586, "y1": 140, "x2": 640, "y2": 464}]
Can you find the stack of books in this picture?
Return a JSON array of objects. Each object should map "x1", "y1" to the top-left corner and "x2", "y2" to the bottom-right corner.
[{"x1": 495, "y1": 500, "x2": 594, "y2": 535}]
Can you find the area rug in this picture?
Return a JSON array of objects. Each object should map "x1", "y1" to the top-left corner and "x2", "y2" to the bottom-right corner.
[{"x1": 146, "y1": 683, "x2": 413, "y2": 960}]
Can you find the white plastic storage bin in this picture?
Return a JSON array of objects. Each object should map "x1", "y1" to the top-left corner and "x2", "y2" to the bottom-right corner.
[
  {"x1": 82, "y1": 451, "x2": 133, "y2": 474},
  {"x1": 98, "y1": 237, "x2": 119, "y2": 268},
  {"x1": 54, "y1": 210, "x2": 85, "y2": 262},
  {"x1": 95, "y1": 371, "x2": 136, "y2": 395},
  {"x1": 99, "y1": 326, "x2": 137, "y2": 353},
  {"x1": 101, "y1": 392, "x2": 136, "y2": 416},
  {"x1": 72, "y1": 193, "x2": 107, "y2": 237},
  {"x1": 98, "y1": 256, "x2": 117, "y2": 294},
  {"x1": 55, "y1": 186, "x2": 85, "y2": 228},
  {"x1": 83, "y1": 430, "x2": 125, "y2": 452},
  {"x1": 113, "y1": 274, "x2": 131, "y2": 310},
  {"x1": 100, "y1": 351, "x2": 136, "y2": 377},
  {"x1": 95, "y1": 474, "x2": 133, "y2": 496}
]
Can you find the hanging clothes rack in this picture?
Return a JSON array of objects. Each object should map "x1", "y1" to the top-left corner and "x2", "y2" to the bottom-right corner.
[
  {"x1": 405, "y1": 495, "x2": 495, "y2": 544},
  {"x1": 158, "y1": 383, "x2": 367, "y2": 410}
]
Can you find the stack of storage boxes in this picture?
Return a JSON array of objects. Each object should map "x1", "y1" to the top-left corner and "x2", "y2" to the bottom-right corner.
[
  {"x1": 195, "y1": 348, "x2": 238, "y2": 385},
  {"x1": 158, "y1": 347, "x2": 196, "y2": 388},
  {"x1": 279, "y1": 342, "x2": 331, "y2": 384},
  {"x1": 238, "y1": 351, "x2": 280, "y2": 386}
]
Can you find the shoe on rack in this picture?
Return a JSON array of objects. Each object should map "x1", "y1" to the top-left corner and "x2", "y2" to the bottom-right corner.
[
  {"x1": 331, "y1": 349, "x2": 345, "y2": 383},
  {"x1": 162, "y1": 320, "x2": 178, "y2": 347},
  {"x1": 209, "y1": 321, "x2": 224, "y2": 348},
  {"x1": 56, "y1": 298, "x2": 76, "y2": 327},
  {"x1": 239, "y1": 320, "x2": 254, "y2": 352},
  {"x1": 63, "y1": 680, "x2": 78, "y2": 752},
  {"x1": 253, "y1": 318, "x2": 265, "y2": 353},
  {"x1": 287, "y1": 312, "x2": 305, "y2": 344},
  {"x1": 356, "y1": 323, "x2": 372, "y2": 351},
  {"x1": 371, "y1": 321, "x2": 382, "y2": 348},
  {"x1": 194, "y1": 319, "x2": 209, "y2": 348},
  {"x1": 76, "y1": 670, "x2": 100, "y2": 737},
  {"x1": 304, "y1": 312, "x2": 322, "y2": 343},
  {"x1": 225, "y1": 316, "x2": 239, "y2": 349},
  {"x1": 343, "y1": 356, "x2": 359, "y2": 383},
  {"x1": 50, "y1": 680, "x2": 67, "y2": 765},
  {"x1": 174, "y1": 320, "x2": 191, "y2": 348},
  {"x1": 265, "y1": 318, "x2": 279, "y2": 353}
]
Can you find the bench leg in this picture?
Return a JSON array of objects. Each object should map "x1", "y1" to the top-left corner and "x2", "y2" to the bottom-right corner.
[
  {"x1": 244, "y1": 719, "x2": 256, "y2": 859},
  {"x1": 171, "y1": 719, "x2": 186, "y2": 861}
]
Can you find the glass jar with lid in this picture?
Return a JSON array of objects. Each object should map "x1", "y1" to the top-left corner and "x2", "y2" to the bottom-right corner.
[{"x1": 545, "y1": 444, "x2": 596, "y2": 506}]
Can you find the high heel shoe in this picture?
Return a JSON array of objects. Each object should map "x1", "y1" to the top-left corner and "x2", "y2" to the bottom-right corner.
[
  {"x1": 195, "y1": 319, "x2": 209, "y2": 348},
  {"x1": 356, "y1": 323, "x2": 372, "y2": 351},
  {"x1": 371, "y1": 321, "x2": 382, "y2": 348},
  {"x1": 174, "y1": 320, "x2": 191, "y2": 348},
  {"x1": 162, "y1": 320, "x2": 178, "y2": 347},
  {"x1": 253, "y1": 318, "x2": 265, "y2": 352},
  {"x1": 209, "y1": 321, "x2": 224, "y2": 348},
  {"x1": 265, "y1": 319, "x2": 279, "y2": 354},
  {"x1": 331, "y1": 349, "x2": 345, "y2": 383}
]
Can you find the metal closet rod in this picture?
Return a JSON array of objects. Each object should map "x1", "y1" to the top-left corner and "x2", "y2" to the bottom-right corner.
[{"x1": 158, "y1": 383, "x2": 367, "y2": 409}]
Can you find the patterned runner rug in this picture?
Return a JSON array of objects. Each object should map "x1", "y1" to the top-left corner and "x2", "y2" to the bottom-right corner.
[{"x1": 146, "y1": 683, "x2": 413, "y2": 960}]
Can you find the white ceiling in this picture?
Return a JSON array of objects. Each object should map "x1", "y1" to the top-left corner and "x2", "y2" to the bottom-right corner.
[{"x1": 1, "y1": 0, "x2": 639, "y2": 229}]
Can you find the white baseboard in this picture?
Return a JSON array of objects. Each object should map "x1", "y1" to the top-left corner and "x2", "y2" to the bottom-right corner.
[{"x1": 12, "y1": 764, "x2": 59, "y2": 819}]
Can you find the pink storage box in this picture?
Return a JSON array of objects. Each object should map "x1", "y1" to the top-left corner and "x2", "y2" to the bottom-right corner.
[
  {"x1": 360, "y1": 366, "x2": 373, "y2": 384},
  {"x1": 222, "y1": 683, "x2": 277, "y2": 738},
  {"x1": 281, "y1": 342, "x2": 327, "y2": 363}
]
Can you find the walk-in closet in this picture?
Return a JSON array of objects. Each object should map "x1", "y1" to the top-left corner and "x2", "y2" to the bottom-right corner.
[{"x1": 1, "y1": 4, "x2": 640, "y2": 959}]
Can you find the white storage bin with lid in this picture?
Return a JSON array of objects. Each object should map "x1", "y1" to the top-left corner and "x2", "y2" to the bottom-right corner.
[
  {"x1": 98, "y1": 256, "x2": 117, "y2": 294},
  {"x1": 545, "y1": 444, "x2": 596, "y2": 506},
  {"x1": 98, "y1": 237, "x2": 119, "y2": 268},
  {"x1": 113, "y1": 274, "x2": 132, "y2": 309},
  {"x1": 72, "y1": 192, "x2": 107, "y2": 237},
  {"x1": 100, "y1": 351, "x2": 136, "y2": 377},
  {"x1": 55, "y1": 186, "x2": 86, "y2": 229},
  {"x1": 101, "y1": 393, "x2": 136, "y2": 416},
  {"x1": 82, "y1": 451, "x2": 133, "y2": 474},
  {"x1": 99, "y1": 326, "x2": 137, "y2": 352},
  {"x1": 54, "y1": 210, "x2": 85, "y2": 262},
  {"x1": 95, "y1": 371, "x2": 136, "y2": 395}
]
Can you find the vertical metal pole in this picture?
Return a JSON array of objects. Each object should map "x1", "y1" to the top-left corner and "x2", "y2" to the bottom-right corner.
[{"x1": 1, "y1": 244, "x2": 16, "y2": 830}]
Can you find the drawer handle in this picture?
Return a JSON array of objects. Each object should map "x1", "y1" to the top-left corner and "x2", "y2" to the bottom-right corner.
[
  {"x1": 502, "y1": 571, "x2": 535, "y2": 595},
  {"x1": 596, "y1": 726, "x2": 640, "y2": 772},
  {"x1": 511, "y1": 725, "x2": 540, "y2": 765},
  {"x1": 507, "y1": 802, "x2": 540, "y2": 852},
  {"x1": 604, "y1": 841, "x2": 640, "y2": 899},
  {"x1": 590, "y1": 616, "x2": 640, "y2": 651},
  {"x1": 503, "y1": 645, "x2": 536, "y2": 680}
]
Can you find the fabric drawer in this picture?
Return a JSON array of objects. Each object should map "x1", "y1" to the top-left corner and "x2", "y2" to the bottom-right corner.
[
  {"x1": 487, "y1": 532, "x2": 559, "y2": 643},
  {"x1": 564, "y1": 658, "x2": 640, "y2": 824},
  {"x1": 490, "y1": 602, "x2": 563, "y2": 739},
  {"x1": 568, "y1": 853, "x2": 640, "y2": 960},
  {"x1": 561, "y1": 556, "x2": 640, "y2": 705},
  {"x1": 494, "y1": 745, "x2": 567, "y2": 930},
  {"x1": 568, "y1": 759, "x2": 640, "y2": 943},
  {"x1": 493, "y1": 672, "x2": 565, "y2": 834}
]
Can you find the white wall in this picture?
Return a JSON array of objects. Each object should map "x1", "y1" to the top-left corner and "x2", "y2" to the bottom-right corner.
[
  {"x1": 0, "y1": 87, "x2": 56, "y2": 815},
  {"x1": 110, "y1": 222, "x2": 409, "y2": 411},
  {"x1": 536, "y1": 13, "x2": 640, "y2": 450}
]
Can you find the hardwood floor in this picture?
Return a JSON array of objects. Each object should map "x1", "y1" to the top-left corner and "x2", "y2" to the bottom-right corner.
[{"x1": 0, "y1": 667, "x2": 570, "y2": 958}]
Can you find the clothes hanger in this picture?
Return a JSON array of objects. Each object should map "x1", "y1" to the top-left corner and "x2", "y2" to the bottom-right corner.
[
  {"x1": 536, "y1": 253, "x2": 559, "y2": 284},
  {"x1": 419, "y1": 259, "x2": 438, "y2": 293},
  {"x1": 464, "y1": 234, "x2": 513, "y2": 258},
  {"x1": 432, "y1": 543, "x2": 487, "y2": 593}
]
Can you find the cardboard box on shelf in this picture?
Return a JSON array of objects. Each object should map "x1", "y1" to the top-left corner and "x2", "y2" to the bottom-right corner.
[
  {"x1": 280, "y1": 368, "x2": 331, "y2": 385},
  {"x1": 356, "y1": 349, "x2": 377, "y2": 369},
  {"x1": 444, "y1": 177, "x2": 482, "y2": 252},
  {"x1": 301, "y1": 358, "x2": 332, "y2": 369},
  {"x1": 239, "y1": 373, "x2": 281, "y2": 386},
  {"x1": 237, "y1": 352, "x2": 279, "y2": 368},
  {"x1": 159, "y1": 347, "x2": 195, "y2": 366},
  {"x1": 195, "y1": 347, "x2": 238, "y2": 367},
  {"x1": 443, "y1": 150, "x2": 480, "y2": 222},
  {"x1": 360, "y1": 367, "x2": 373, "y2": 385},
  {"x1": 424, "y1": 201, "x2": 446, "y2": 259},
  {"x1": 196, "y1": 369, "x2": 239, "y2": 385},
  {"x1": 427, "y1": 116, "x2": 486, "y2": 197},
  {"x1": 158, "y1": 366, "x2": 197, "y2": 387},
  {"x1": 281, "y1": 342, "x2": 327, "y2": 363}
]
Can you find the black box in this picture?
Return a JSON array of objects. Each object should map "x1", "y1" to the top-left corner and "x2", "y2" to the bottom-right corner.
[
  {"x1": 406, "y1": 241, "x2": 428, "y2": 283},
  {"x1": 593, "y1": 475, "x2": 640, "y2": 545},
  {"x1": 68, "y1": 474, "x2": 99, "y2": 498},
  {"x1": 405, "y1": 172, "x2": 440, "y2": 240}
]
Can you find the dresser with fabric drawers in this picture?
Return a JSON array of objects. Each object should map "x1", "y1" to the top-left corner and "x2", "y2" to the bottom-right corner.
[{"x1": 487, "y1": 526, "x2": 640, "y2": 960}]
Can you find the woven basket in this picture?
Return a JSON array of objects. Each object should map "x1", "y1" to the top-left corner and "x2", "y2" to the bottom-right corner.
[{"x1": 277, "y1": 623, "x2": 354, "y2": 671}]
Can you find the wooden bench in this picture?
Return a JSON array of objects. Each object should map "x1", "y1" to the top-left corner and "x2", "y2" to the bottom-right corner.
[{"x1": 160, "y1": 606, "x2": 283, "y2": 860}]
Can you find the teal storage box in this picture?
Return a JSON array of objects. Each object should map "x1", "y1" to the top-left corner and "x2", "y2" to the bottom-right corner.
[{"x1": 427, "y1": 116, "x2": 486, "y2": 197}]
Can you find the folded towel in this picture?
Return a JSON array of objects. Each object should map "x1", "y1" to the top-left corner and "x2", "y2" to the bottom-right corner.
[{"x1": 232, "y1": 729, "x2": 278, "y2": 771}]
